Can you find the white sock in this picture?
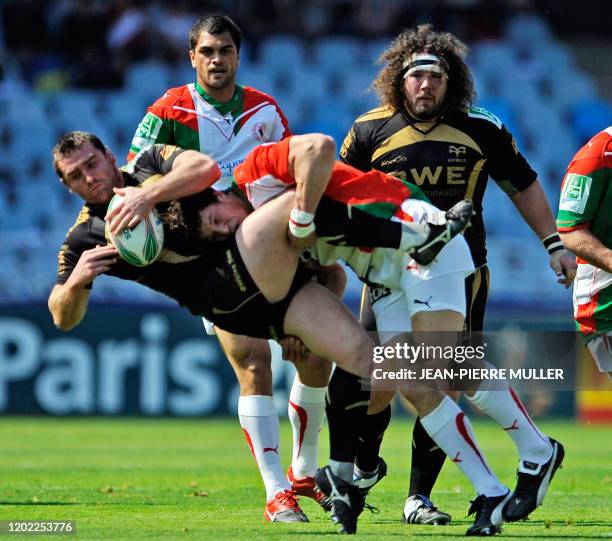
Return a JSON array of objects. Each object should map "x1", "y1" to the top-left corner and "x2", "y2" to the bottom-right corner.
[
  {"x1": 238, "y1": 395, "x2": 291, "y2": 501},
  {"x1": 288, "y1": 376, "x2": 326, "y2": 479},
  {"x1": 467, "y1": 381, "x2": 553, "y2": 465},
  {"x1": 421, "y1": 396, "x2": 508, "y2": 497},
  {"x1": 329, "y1": 460, "x2": 354, "y2": 483}
]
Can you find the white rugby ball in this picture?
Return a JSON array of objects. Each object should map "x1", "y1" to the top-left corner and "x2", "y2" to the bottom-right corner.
[{"x1": 105, "y1": 194, "x2": 164, "y2": 267}]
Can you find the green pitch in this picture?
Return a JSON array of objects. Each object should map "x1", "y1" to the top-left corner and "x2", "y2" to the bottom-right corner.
[{"x1": 0, "y1": 417, "x2": 610, "y2": 539}]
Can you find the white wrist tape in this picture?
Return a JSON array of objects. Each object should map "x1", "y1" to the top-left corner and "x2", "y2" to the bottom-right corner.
[
  {"x1": 290, "y1": 208, "x2": 315, "y2": 224},
  {"x1": 289, "y1": 208, "x2": 315, "y2": 238}
]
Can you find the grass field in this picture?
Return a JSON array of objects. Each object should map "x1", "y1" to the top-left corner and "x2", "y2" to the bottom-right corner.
[{"x1": 0, "y1": 417, "x2": 610, "y2": 540}]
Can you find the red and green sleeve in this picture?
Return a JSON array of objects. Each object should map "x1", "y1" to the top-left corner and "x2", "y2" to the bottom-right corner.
[{"x1": 557, "y1": 131, "x2": 612, "y2": 247}]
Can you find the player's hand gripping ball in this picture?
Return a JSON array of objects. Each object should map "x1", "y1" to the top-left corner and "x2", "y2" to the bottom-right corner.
[{"x1": 105, "y1": 194, "x2": 164, "y2": 266}]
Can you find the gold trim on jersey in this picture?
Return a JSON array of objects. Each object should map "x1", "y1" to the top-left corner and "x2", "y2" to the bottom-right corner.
[
  {"x1": 496, "y1": 179, "x2": 520, "y2": 196},
  {"x1": 340, "y1": 128, "x2": 354, "y2": 159},
  {"x1": 58, "y1": 206, "x2": 93, "y2": 274},
  {"x1": 212, "y1": 291, "x2": 260, "y2": 315},
  {"x1": 156, "y1": 250, "x2": 201, "y2": 264},
  {"x1": 465, "y1": 158, "x2": 487, "y2": 200},
  {"x1": 372, "y1": 124, "x2": 483, "y2": 164},
  {"x1": 356, "y1": 106, "x2": 394, "y2": 123},
  {"x1": 160, "y1": 145, "x2": 179, "y2": 161}
]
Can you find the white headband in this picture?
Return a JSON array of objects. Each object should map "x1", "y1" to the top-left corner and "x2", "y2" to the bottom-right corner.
[{"x1": 402, "y1": 53, "x2": 448, "y2": 78}]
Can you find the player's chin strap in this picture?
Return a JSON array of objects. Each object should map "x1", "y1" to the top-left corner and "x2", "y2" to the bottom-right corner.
[
  {"x1": 543, "y1": 232, "x2": 570, "y2": 277},
  {"x1": 289, "y1": 208, "x2": 316, "y2": 238}
]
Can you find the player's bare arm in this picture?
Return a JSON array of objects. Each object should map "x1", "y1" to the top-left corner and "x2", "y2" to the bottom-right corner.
[
  {"x1": 286, "y1": 134, "x2": 335, "y2": 248},
  {"x1": 509, "y1": 180, "x2": 577, "y2": 286},
  {"x1": 288, "y1": 134, "x2": 336, "y2": 214},
  {"x1": 561, "y1": 228, "x2": 612, "y2": 273},
  {"x1": 48, "y1": 245, "x2": 118, "y2": 330},
  {"x1": 106, "y1": 150, "x2": 220, "y2": 235}
]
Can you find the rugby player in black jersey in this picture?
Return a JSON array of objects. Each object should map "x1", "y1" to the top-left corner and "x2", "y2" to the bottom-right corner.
[
  {"x1": 49, "y1": 131, "x2": 376, "y2": 382},
  {"x1": 332, "y1": 24, "x2": 576, "y2": 527}
]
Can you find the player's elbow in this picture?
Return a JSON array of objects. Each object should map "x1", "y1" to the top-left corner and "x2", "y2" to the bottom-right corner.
[
  {"x1": 50, "y1": 311, "x2": 75, "y2": 331},
  {"x1": 197, "y1": 155, "x2": 221, "y2": 189},
  {"x1": 48, "y1": 299, "x2": 76, "y2": 332},
  {"x1": 308, "y1": 133, "x2": 336, "y2": 161}
]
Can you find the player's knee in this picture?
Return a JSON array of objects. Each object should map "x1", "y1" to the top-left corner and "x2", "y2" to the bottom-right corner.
[
  {"x1": 327, "y1": 367, "x2": 368, "y2": 412},
  {"x1": 343, "y1": 332, "x2": 373, "y2": 373},
  {"x1": 227, "y1": 342, "x2": 272, "y2": 390},
  {"x1": 295, "y1": 355, "x2": 332, "y2": 387},
  {"x1": 402, "y1": 389, "x2": 443, "y2": 416}
]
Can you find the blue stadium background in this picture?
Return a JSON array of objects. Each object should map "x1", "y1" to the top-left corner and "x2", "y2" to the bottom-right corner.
[{"x1": 0, "y1": 0, "x2": 610, "y2": 416}]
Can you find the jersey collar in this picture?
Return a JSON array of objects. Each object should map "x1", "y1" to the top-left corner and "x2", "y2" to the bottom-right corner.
[{"x1": 195, "y1": 82, "x2": 243, "y2": 117}]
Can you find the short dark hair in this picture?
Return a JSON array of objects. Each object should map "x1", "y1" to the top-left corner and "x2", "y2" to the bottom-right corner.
[
  {"x1": 374, "y1": 24, "x2": 475, "y2": 114},
  {"x1": 189, "y1": 14, "x2": 242, "y2": 52},
  {"x1": 52, "y1": 131, "x2": 106, "y2": 180},
  {"x1": 164, "y1": 189, "x2": 219, "y2": 234}
]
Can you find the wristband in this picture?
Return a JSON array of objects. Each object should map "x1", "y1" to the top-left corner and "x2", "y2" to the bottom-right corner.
[
  {"x1": 289, "y1": 208, "x2": 316, "y2": 238},
  {"x1": 290, "y1": 208, "x2": 315, "y2": 224},
  {"x1": 289, "y1": 220, "x2": 316, "y2": 238},
  {"x1": 542, "y1": 233, "x2": 564, "y2": 255}
]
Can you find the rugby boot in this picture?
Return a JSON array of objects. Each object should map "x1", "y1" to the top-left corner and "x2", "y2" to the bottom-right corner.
[
  {"x1": 411, "y1": 199, "x2": 474, "y2": 265},
  {"x1": 314, "y1": 466, "x2": 364, "y2": 534},
  {"x1": 503, "y1": 438, "x2": 565, "y2": 522},
  {"x1": 465, "y1": 490, "x2": 511, "y2": 536},
  {"x1": 402, "y1": 494, "x2": 452, "y2": 525},
  {"x1": 288, "y1": 465, "x2": 333, "y2": 512},
  {"x1": 264, "y1": 489, "x2": 309, "y2": 522}
]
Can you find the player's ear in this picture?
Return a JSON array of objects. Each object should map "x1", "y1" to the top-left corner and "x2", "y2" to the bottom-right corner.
[{"x1": 189, "y1": 49, "x2": 196, "y2": 68}]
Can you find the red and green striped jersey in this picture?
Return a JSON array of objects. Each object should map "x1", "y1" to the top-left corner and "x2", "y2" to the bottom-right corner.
[
  {"x1": 557, "y1": 127, "x2": 612, "y2": 339},
  {"x1": 233, "y1": 137, "x2": 430, "y2": 221},
  {"x1": 128, "y1": 83, "x2": 291, "y2": 188}
]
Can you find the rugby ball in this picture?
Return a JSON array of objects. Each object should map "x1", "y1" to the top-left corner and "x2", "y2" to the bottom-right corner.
[{"x1": 105, "y1": 194, "x2": 164, "y2": 266}]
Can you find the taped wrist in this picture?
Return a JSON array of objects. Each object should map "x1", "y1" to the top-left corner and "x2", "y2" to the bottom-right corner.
[
  {"x1": 542, "y1": 233, "x2": 564, "y2": 255},
  {"x1": 289, "y1": 208, "x2": 315, "y2": 238}
]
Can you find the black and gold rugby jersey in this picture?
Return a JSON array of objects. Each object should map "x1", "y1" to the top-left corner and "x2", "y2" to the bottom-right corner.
[
  {"x1": 55, "y1": 144, "x2": 223, "y2": 315},
  {"x1": 340, "y1": 106, "x2": 537, "y2": 267}
]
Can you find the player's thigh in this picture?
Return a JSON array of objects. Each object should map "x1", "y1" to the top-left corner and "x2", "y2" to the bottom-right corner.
[
  {"x1": 283, "y1": 281, "x2": 372, "y2": 377},
  {"x1": 236, "y1": 191, "x2": 299, "y2": 303},
  {"x1": 216, "y1": 327, "x2": 273, "y2": 383},
  {"x1": 293, "y1": 354, "x2": 332, "y2": 387}
]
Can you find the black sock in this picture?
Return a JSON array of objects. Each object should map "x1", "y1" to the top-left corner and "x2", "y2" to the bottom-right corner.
[
  {"x1": 408, "y1": 417, "x2": 447, "y2": 498},
  {"x1": 355, "y1": 404, "x2": 391, "y2": 473},
  {"x1": 326, "y1": 367, "x2": 369, "y2": 463}
]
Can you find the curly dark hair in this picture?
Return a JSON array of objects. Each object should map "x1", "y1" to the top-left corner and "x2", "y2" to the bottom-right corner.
[
  {"x1": 373, "y1": 24, "x2": 475, "y2": 115},
  {"x1": 163, "y1": 189, "x2": 219, "y2": 235}
]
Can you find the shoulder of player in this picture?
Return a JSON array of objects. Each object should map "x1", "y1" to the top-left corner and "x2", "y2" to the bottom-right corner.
[
  {"x1": 354, "y1": 105, "x2": 396, "y2": 124},
  {"x1": 459, "y1": 106, "x2": 505, "y2": 131},
  {"x1": 63, "y1": 205, "x2": 98, "y2": 246},
  {"x1": 347, "y1": 106, "x2": 399, "y2": 145},
  {"x1": 240, "y1": 85, "x2": 283, "y2": 107},
  {"x1": 578, "y1": 127, "x2": 612, "y2": 159},
  {"x1": 149, "y1": 84, "x2": 195, "y2": 113},
  {"x1": 567, "y1": 128, "x2": 612, "y2": 173}
]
